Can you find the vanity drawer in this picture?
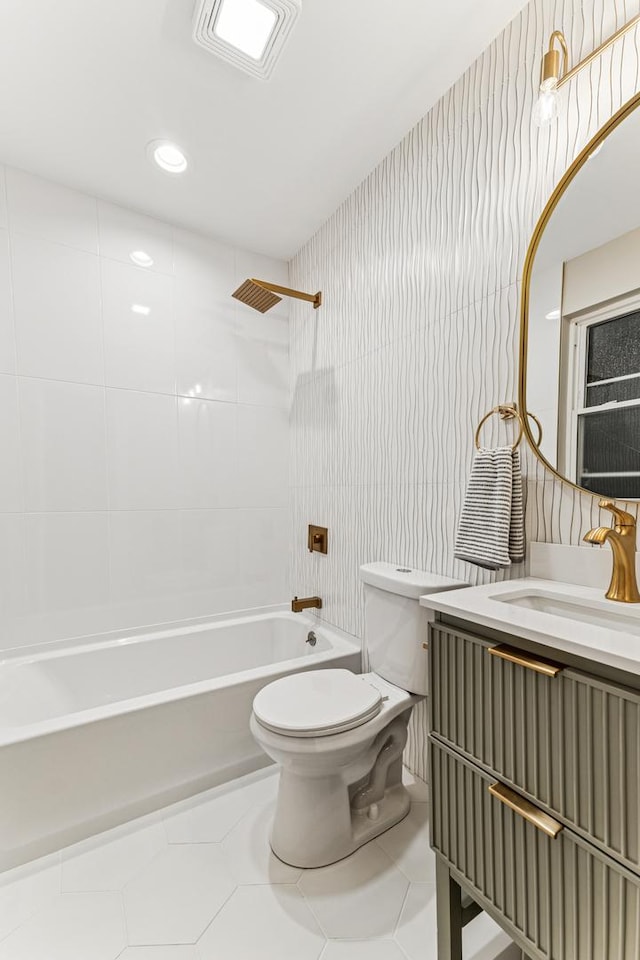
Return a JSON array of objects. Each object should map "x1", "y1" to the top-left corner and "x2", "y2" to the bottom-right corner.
[
  {"x1": 429, "y1": 624, "x2": 640, "y2": 873},
  {"x1": 431, "y1": 739, "x2": 640, "y2": 960}
]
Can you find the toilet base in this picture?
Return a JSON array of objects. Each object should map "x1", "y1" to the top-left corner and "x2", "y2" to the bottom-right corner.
[{"x1": 269, "y1": 779, "x2": 411, "y2": 869}]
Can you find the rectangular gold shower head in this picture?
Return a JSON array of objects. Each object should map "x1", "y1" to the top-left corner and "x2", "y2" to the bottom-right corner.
[
  {"x1": 232, "y1": 279, "x2": 282, "y2": 314},
  {"x1": 232, "y1": 278, "x2": 322, "y2": 314}
]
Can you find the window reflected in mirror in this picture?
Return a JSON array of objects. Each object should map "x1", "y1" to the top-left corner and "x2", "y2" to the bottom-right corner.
[{"x1": 524, "y1": 98, "x2": 640, "y2": 500}]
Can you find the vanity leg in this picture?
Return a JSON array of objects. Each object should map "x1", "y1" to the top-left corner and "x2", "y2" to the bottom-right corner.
[{"x1": 435, "y1": 856, "x2": 463, "y2": 960}]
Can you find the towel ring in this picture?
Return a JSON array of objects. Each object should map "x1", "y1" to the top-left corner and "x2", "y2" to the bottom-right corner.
[
  {"x1": 527, "y1": 411, "x2": 543, "y2": 448},
  {"x1": 475, "y1": 406, "x2": 543, "y2": 452}
]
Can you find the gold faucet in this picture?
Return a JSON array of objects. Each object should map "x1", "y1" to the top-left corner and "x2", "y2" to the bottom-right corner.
[
  {"x1": 583, "y1": 499, "x2": 640, "y2": 603},
  {"x1": 291, "y1": 596, "x2": 322, "y2": 613}
]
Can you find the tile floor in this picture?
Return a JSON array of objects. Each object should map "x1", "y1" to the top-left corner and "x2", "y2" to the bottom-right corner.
[{"x1": 0, "y1": 767, "x2": 521, "y2": 959}]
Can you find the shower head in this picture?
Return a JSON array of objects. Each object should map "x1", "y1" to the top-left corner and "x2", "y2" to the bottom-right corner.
[{"x1": 232, "y1": 278, "x2": 322, "y2": 314}]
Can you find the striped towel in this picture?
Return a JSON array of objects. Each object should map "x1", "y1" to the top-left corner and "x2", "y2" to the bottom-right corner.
[{"x1": 454, "y1": 447, "x2": 525, "y2": 570}]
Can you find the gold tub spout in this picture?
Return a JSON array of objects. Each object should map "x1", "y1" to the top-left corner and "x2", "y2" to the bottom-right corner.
[
  {"x1": 583, "y1": 500, "x2": 640, "y2": 603},
  {"x1": 291, "y1": 596, "x2": 323, "y2": 613}
]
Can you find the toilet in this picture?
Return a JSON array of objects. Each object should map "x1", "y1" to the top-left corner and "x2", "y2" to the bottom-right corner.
[{"x1": 250, "y1": 561, "x2": 464, "y2": 868}]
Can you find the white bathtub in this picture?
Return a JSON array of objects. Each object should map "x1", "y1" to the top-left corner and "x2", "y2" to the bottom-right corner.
[{"x1": 0, "y1": 609, "x2": 360, "y2": 870}]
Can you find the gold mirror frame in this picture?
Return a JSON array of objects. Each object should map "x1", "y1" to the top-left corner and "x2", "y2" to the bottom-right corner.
[{"x1": 518, "y1": 90, "x2": 640, "y2": 501}]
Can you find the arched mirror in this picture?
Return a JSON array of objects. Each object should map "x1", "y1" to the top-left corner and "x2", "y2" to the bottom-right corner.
[{"x1": 520, "y1": 92, "x2": 640, "y2": 501}]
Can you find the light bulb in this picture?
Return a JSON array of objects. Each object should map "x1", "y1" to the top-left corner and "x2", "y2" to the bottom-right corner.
[
  {"x1": 540, "y1": 76, "x2": 558, "y2": 93},
  {"x1": 533, "y1": 88, "x2": 559, "y2": 127}
]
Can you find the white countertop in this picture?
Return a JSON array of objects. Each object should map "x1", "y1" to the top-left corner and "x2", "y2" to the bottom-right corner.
[{"x1": 420, "y1": 577, "x2": 640, "y2": 676}]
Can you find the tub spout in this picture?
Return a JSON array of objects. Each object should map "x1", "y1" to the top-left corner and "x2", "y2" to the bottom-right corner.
[
  {"x1": 291, "y1": 595, "x2": 322, "y2": 612},
  {"x1": 351, "y1": 717, "x2": 408, "y2": 811}
]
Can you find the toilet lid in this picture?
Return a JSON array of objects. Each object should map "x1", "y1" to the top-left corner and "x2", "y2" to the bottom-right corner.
[{"x1": 253, "y1": 669, "x2": 383, "y2": 738}]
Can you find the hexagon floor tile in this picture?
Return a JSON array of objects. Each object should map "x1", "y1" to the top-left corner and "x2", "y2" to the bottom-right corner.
[
  {"x1": 62, "y1": 823, "x2": 166, "y2": 892},
  {"x1": 395, "y1": 882, "x2": 520, "y2": 960},
  {"x1": 221, "y1": 798, "x2": 302, "y2": 885},
  {"x1": 198, "y1": 884, "x2": 325, "y2": 960},
  {"x1": 298, "y1": 842, "x2": 409, "y2": 940},
  {"x1": 0, "y1": 854, "x2": 61, "y2": 941},
  {"x1": 394, "y1": 881, "x2": 438, "y2": 959},
  {"x1": 375, "y1": 802, "x2": 437, "y2": 882},
  {"x1": 122, "y1": 844, "x2": 236, "y2": 945},
  {"x1": 162, "y1": 768, "x2": 278, "y2": 844},
  {"x1": 0, "y1": 766, "x2": 521, "y2": 959},
  {"x1": 118, "y1": 948, "x2": 199, "y2": 959},
  {"x1": 0, "y1": 892, "x2": 126, "y2": 960},
  {"x1": 320, "y1": 940, "x2": 408, "y2": 959}
]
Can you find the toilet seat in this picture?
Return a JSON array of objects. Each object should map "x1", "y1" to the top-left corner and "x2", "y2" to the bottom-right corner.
[{"x1": 253, "y1": 669, "x2": 383, "y2": 738}]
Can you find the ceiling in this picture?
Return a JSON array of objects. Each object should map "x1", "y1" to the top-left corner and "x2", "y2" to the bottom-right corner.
[{"x1": 0, "y1": 0, "x2": 528, "y2": 259}]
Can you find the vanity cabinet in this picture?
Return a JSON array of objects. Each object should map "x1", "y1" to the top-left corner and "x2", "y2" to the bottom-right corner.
[{"x1": 429, "y1": 618, "x2": 640, "y2": 960}]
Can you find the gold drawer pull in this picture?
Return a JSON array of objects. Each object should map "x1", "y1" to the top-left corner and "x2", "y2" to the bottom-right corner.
[
  {"x1": 488, "y1": 644, "x2": 562, "y2": 677},
  {"x1": 489, "y1": 782, "x2": 563, "y2": 839}
]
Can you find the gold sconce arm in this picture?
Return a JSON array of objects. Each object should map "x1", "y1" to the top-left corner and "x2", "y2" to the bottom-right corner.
[
  {"x1": 541, "y1": 15, "x2": 640, "y2": 91},
  {"x1": 534, "y1": 15, "x2": 640, "y2": 126},
  {"x1": 557, "y1": 15, "x2": 640, "y2": 88},
  {"x1": 541, "y1": 30, "x2": 569, "y2": 88}
]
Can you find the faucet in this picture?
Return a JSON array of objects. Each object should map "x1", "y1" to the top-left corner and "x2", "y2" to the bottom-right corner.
[
  {"x1": 583, "y1": 499, "x2": 640, "y2": 603},
  {"x1": 291, "y1": 595, "x2": 322, "y2": 613}
]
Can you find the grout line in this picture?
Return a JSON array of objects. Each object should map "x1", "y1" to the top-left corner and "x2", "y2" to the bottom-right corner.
[
  {"x1": 5, "y1": 370, "x2": 289, "y2": 409},
  {"x1": 392, "y1": 879, "x2": 412, "y2": 941},
  {"x1": 116, "y1": 890, "x2": 130, "y2": 954},
  {"x1": 194, "y1": 884, "x2": 238, "y2": 947}
]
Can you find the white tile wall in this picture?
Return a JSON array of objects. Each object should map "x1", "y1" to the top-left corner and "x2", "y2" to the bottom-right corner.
[
  {"x1": 177, "y1": 398, "x2": 237, "y2": 509},
  {"x1": 6, "y1": 167, "x2": 99, "y2": 253},
  {"x1": 12, "y1": 233, "x2": 103, "y2": 383},
  {"x1": 0, "y1": 375, "x2": 22, "y2": 512},
  {"x1": 288, "y1": 0, "x2": 640, "y2": 780},
  {"x1": 0, "y1": 166, "x2": 290, "y2": 649},
  {"x1": 106, "y1": 389, "x2": 180, "y2": 511},
  {"x1": 101, "y1": 259, "x2": 175, "y2": 394},
  {"x1": 174, "y1": 294, "x2": 238, "y2": 403},
  {"x1": 0, "y1": 230, "x2": 15, "y2": 374},
  {"x1": 20, "y1": 379, "x2": 108, "y2": 513}
]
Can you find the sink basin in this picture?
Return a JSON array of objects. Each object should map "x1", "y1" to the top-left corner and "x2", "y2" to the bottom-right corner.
[{"x1": 493, "y1": 588, "x2": 640, "y2": 633}]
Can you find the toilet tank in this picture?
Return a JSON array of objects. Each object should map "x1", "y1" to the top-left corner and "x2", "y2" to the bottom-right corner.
[{"x1": 359, "y1": 562, "x2": 465, "y2": 695}]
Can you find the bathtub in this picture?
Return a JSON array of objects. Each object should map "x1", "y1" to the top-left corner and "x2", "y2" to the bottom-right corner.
[{"x1": 0, "y1": 609, "x2": 360, "y2": 870}]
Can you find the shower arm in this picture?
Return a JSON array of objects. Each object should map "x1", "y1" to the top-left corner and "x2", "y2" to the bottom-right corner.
[{"x1": 251, "y1": 279, "x2": 322, "y2": 309}]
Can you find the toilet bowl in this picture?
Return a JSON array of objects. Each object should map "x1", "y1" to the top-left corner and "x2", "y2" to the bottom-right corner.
[{"x1": 251, "y1": 562, "x2": 465, "y2": 868}]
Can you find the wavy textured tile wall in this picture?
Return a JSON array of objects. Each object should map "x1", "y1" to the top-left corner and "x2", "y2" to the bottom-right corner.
[{"x1": 289, "y1": 0, "x2": 640, "y2": 779}]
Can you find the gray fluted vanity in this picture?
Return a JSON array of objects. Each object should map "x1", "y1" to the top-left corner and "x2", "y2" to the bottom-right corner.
[
  {"x1": 424, "y1": 570, "x2": 640, "y2": 960},
  {"x1": 427, "y1": 38, "x2": 640, "y2": 959}
]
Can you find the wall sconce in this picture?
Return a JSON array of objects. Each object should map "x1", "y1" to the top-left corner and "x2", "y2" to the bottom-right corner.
[{"x1": 534, "y1": 14, "x2": 640, "y2": 127}]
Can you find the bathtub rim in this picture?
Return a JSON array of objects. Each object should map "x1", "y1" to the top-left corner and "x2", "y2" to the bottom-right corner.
[
  {"x1": 0, "y1": 602, "x2": 293, "y2": 660},
  {"x1": 0, "y1": 609, "x2": 360, "y2": 749}
]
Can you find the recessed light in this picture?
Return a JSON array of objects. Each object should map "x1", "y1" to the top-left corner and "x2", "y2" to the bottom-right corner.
[
  {"x1": 148, "y1": 139, "x2": 188, "y2": 174},
  {"x1": 193, "y1": 0, "x2": 301, "y2": 80},
  {"x1": 130, "y1": 250, "x2": 154, "y2": 268},
  {"x1": 545, "y1": 309, "x2": 561, "y2": 321},
  {"x1": 131, "y1": 304, "x2": 151, "y2": 316}
]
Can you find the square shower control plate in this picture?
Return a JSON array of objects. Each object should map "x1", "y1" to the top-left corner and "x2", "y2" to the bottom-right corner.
[{"x1": 308, "y1": 525, "x2": 328, "y2": 554}]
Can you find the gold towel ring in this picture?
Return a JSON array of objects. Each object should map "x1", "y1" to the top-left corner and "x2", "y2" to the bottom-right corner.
[
  {"x1": 475, "y1": 405, "x2": 543, "y2": 452},
  {"x1": 527, "y1": 411, "x2": 543, "y2": 448}
]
